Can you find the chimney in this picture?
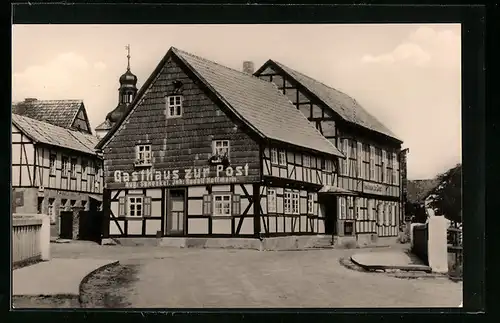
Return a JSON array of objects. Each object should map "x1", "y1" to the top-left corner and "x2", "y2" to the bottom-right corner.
[
  {"x1": 242, "y1": 61, "x2": 255, "y2": 74},
  {"x1": 25, "y1": 98, "x2": 37, "y2": 103}
]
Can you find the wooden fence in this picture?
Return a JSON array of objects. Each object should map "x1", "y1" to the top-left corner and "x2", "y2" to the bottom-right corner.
[
  {"x1": 447, "y1": 223, "x2": 463, "y2": 277},
  {"x1": 12, "y1": 215, "x2": 44, "y2": 267}
]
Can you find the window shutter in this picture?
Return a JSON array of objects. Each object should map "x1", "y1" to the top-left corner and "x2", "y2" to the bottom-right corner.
[
  {"x1": 143, "y1": 196, "x2": 152, "y2": 217},
  {"x1": 357, "y1": 142, "x2": 363, "y2": 179},
  {"x1": 342, "y1": 139, "x2": 348, "y2": 176},
  {"x1": 118, "y1": 196, "x2": 126, "y2": 217},
  {"x1": 384, "y1": 203, "x2": 389, "y2": 226},
  {"x1": 368, "y1": 199, "x2": 373, "y2": 221},
  {"x1": 203, "y1": 194, "x2": 212, "y2": 216},
  {"x1": 339, "y1": 197, "x2": 346, "y2": 220},
  {"x1": 232, "y1": 194, "x2": 241, "y2": 216},
  {"x1": 369, "y1": 146, "x2": 375, "y2": 181},
  {"x1": 393, "y1": 152, "x2": 398, "y2": 185}
]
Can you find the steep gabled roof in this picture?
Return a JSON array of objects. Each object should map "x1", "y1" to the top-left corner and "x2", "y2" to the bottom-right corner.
[
  {"x1": 257, "y1": 60, "x2": 402, "y2": 143},
  {"x1": 407, "y1": 179, "x2": 440, "y2": 204},
  {"x1": 97, "y1": 47, "x2": 344, "y2": 158},
  {"x1": 12, "y1": 113, "x2": 99, "y2": 156},
  {"x1": 12, "y1": 99, "x2": 86, "y2": 130}
]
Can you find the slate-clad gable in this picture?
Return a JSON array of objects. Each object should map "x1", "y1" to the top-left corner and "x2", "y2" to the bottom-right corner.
[{"x1": 103, "y1": 56, "x2": 261, "y2": 183}]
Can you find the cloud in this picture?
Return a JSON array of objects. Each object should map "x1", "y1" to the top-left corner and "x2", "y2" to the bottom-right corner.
[
  {"x1": 362, "y1": 26, "x2": 460, "y2": 68},
  {"x1": 94, "y1": 61, "x2": 107, "y2": 70}
]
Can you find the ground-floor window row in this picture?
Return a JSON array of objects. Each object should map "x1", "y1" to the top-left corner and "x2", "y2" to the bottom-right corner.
[{"x1": 106, "y1": 185, "x2": 401, "y2": 238}]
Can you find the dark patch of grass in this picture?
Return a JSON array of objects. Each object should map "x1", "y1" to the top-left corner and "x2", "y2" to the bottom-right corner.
[
  {"x1": 12, "y1": 257, "x2": 43, "y2": 270},
  {"x1": 79, "y1": 264, "x2": 140, "y2": 308}
]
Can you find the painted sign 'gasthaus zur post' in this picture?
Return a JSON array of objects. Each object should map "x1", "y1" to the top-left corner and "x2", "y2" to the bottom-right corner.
[{"x1": 96, "y1": 47, "x2": 406, "y2": 245}]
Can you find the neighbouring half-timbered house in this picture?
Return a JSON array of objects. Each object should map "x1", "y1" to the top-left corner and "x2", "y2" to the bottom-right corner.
[
  {"x1": 254, "y1": 60, "x2": 408, "y2": 244},
  {"x1": 11, "y1": 113, "x2": 103, "y2": 237},
  {"x1": 96, "y1": 47, "x2": 345, "y2": 239}
]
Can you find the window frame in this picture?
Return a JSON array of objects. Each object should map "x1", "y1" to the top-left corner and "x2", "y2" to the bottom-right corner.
[
  {"x1": 270, "y1": 148, "x2": 278, "y2": 165},
  {"x1": 61, "y1": 156, "x2": 70, "y2": 177},
  {"x1": 135, "y1": 144, "x2": 152, "y2": 166},
  {"x1": 127, "y1": 195, "x2": 144, "y2": 217},
  {"x1": 166, "y1": 95, "x2": 183, "y2": 118},
  {"x1": 82, "y1": 159, "x2": 88, "y2": 178},
  {"x1": 212, "y1": 140, "x2": 230, "y2": 160},
  {"x1": 284, "y1": 190, "x2": 300, "y2": 215},
  {"x1": 267, "y1": 188, "x2": 277, "y2": 213},
  {"x1": 307, "y1": 193, "x2": 314, "y2": 215},
  {"x1": 278, "y1": 149, "x2": 287, "y2": 166},
  {"x1": 49, "y1": 154, "x2": 57, "y2": 176},
  {"x1": 213, "y1": 194, "x2": 232, "y2": 216}
]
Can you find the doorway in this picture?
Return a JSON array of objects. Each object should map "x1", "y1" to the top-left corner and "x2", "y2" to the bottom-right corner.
[
  {"x1": 319, "y1": 194, "x2": 337, "y2": 235},
  {"x1": 166, "y1": 189, "x2": 186, "y2": 236}
]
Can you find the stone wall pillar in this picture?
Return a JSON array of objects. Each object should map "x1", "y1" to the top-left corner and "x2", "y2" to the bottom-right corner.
[
  {"x1": 72, "y1": 206, "x2": 84, "y2": 240},
  {"x1": 427, "y1": 216, "x2": 448, "y2": 273}
]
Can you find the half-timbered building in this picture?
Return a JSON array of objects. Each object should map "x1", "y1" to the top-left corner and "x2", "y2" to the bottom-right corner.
[
  {"x1": 11, "y1": 113, "x2": 103, "y2": 237},
  {"x1": 96, "y1": 47, "x2": 346, "y2": 239},
  {"x1": 254, "y1": 60, "x2": 408, "y2": 244}
]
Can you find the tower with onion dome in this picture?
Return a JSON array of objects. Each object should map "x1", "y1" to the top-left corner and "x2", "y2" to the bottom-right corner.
[{"x1": 95, "y1": 45, "x2": 138, "y2": 139}]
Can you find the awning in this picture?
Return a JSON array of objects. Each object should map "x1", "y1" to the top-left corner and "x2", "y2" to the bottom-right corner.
[{"x1": 318, "y1": 185, "x2": 358, "y2": 196}]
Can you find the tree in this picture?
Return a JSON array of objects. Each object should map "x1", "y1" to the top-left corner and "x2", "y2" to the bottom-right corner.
[{"x1": 428, "y1": 163, "x2": 462, "y2": 223}]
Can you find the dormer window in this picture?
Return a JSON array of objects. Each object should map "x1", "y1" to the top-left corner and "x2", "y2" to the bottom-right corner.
[
  {"x1": 212, "y1": 140, "x2": 230, "y2": 160},
  {"x1": 166, "y1": 95, "x2": 183, "y2": 118},
  {"x1": 135, "y1": 144, "x2": 152, "y2": 167}
]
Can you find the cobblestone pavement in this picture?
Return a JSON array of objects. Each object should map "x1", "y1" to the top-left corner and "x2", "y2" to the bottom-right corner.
[{"x1": 53, "y1": 243, "x2": 463, "y2": 308}]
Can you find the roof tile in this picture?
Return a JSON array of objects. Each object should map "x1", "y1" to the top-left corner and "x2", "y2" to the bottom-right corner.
[{"x1": 12, "y1": 99, "x2": 82, "y2": 129}]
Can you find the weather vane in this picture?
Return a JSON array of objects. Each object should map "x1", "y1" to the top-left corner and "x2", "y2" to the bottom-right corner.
[{"x1": 125, "y1": 44, "x2": 131, "y2": 71}]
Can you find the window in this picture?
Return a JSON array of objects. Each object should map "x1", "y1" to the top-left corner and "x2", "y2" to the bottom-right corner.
[
  {"x1": 166, "y1": 95, "x2": 183, "y2": 118},
  {"x1": 82, "y1": 159, "x2": 88, "y2": 177},
  {"x1": 362, "y1": 144, "x2": 370, "y2": 180},
  {"x1": 37, "y1": 197, "x2": 44, "y2": 214},
  {"x1": 70, "y1": 200, "x2": 76, "y2": 208},
  {"x1": 61, "y1": 157, "x2": 69, "y2": 176},
  {"x1": 128, "y1": 196, "x2": 143, "y2": 217},
  {"x1": 267, "y1": 189, "x2": 277, "y2": 213},
  {"x1": 81, "y1": 200, "x2": 87, "y2": 210},
  {"x1": 347, "y1": 196, "x2": 355, "y2": 219},
  {"x1": 369, "y1": 146, "x2": 375, "y2": 180},
  {"x1": 307, "y1": 193, "x2": 314, "y2": 214},
  {"x1": 70, "y1": 158, "x2": 77, "y2": 178},
  {"x1": 387, "y1": 153, "x2": 393, "y2": 185},
  {"x1": 278, "y1": 149, "x2": 286, "y2": 166},
  {"x1": 270, "y1": 148, "x2": 278, "y2": 164},
  {"x1": 284, "y1": 190, "x2": 299, "y2": 215},
  {"x1": 213, "y1": 140, "x2": 230, "y2": 159},
  {"x1": 48, "y1": 198, "x2": 55, "y2": 223},
  {"x1": 49, "y1": 154, "x2": 56, "y2": 176},
  {"x1": 135, "y1": 145, "x2": 152, "y2": 165},
  {"x1": 375, "y1": 148, "x2": 382, "y2": 182},
  {"x1": 213, "y1": 194, "x2": 231, "y2": 216}
]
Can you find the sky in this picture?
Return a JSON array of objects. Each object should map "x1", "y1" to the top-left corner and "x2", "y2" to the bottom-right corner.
[{"x1": 11, "y1": 24, "x2": 461, "y2": 180}]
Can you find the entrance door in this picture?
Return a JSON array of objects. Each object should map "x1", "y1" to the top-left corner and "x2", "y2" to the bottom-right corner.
[
  {"x1": 166, "y1": 189, "x2": 185, "y2": 235},
  {"x1": 319, "y1": 195, "x2": 337, "y2": 235},
  {"x1": 60, "y1": 211, "x2": 73, "y2": 239}
]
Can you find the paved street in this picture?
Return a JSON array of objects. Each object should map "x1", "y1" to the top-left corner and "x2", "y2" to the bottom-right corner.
[{"x1": 53, "y1": 243, "x2": 462, "y2": 308}]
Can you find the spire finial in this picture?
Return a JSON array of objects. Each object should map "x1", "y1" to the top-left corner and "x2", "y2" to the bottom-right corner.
[{"x1": 125, "y1": 44, "x2": 131, "y2": 71}]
